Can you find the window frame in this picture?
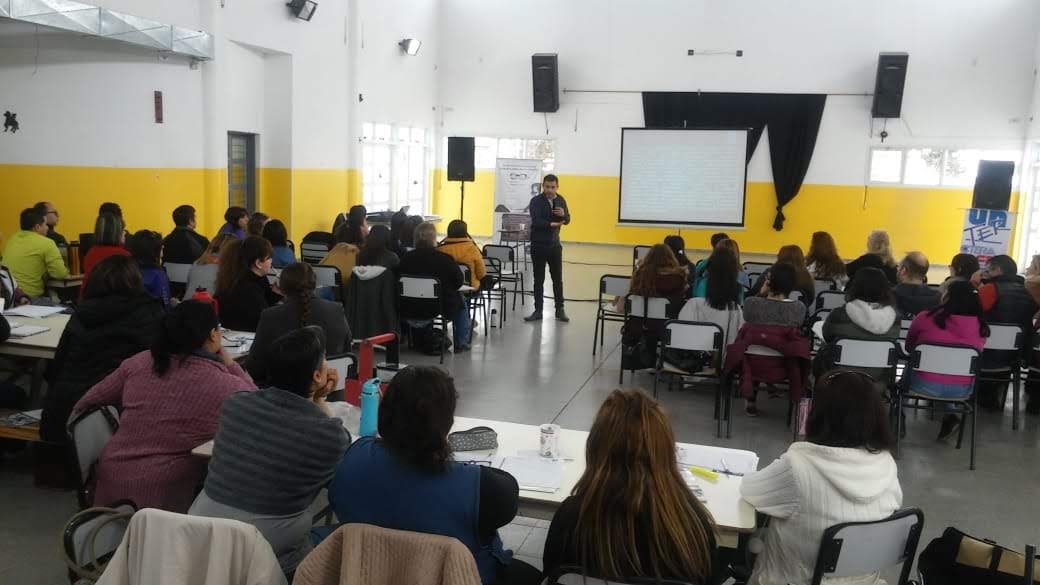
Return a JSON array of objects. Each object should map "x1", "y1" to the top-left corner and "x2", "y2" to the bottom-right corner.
[
  {"x1": 361, "y1": 122, "x2": 432, "y2": 214},
  {"x1": 867, "y1": 146, "x2": 1022, "y2": 189},
  {"x1": 446, "y1": 135, "x2": 557, "y2": 173}
]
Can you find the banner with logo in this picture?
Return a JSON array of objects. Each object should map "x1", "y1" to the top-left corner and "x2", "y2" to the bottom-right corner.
[
  {"x1": 493, "y1": 158, "x2": 543, "y2": 242},
  {"x1": 960, "y1": 208, "x2": 1016, "y2": 266}
]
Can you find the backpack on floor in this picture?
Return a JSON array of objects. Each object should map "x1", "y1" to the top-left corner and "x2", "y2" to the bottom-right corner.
[
  {"x1": 918, "y1": 527, "x2": 1039, "y2": 584},
  {"x1": 412, "y1": 324, "x2": 452, "y2": 355}
]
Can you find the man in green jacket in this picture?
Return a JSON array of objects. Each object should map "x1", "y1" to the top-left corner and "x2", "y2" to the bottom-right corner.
[{"x1": 4, "y1": 208, "x2": 69, "y2": 298}]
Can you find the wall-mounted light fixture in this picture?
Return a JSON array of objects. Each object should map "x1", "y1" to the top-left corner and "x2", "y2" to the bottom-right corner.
[
  {"x1": 287, "y1": 0, "x2": 317, "y2": 22},
  {"x1": 398, "y1": 38, "x2": 421, "y2": 56}
]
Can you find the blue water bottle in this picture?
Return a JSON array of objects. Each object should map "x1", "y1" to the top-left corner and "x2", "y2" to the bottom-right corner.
[{"x1": 359, "y1": 378, "x2": 381, "y2": 437}]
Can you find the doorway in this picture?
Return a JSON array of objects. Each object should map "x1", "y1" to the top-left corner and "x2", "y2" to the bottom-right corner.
[{"x1": 228, "y1": 132, "x2": 257, "y2": 212}]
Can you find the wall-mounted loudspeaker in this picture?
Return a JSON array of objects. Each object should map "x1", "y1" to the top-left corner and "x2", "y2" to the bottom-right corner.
[
  {"x1": 972, "y1": 160, "x2": 1015, "y2": 211},
  {"x1": 871, "y1": 52, "x2": 909, "y2": 118},
  {"x1": 532, "y1": 53, "x2": 560, "y2": 113},
  {"x1": 447, "y1": 137, "x2": 475, "y2": 182}
]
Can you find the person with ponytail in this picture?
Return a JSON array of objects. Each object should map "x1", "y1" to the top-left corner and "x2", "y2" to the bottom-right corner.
[
  {"x1": 71, "y1": 300, "x2": 255, "y2": 512},
  {"x1": 245, "y1": 262, "x2": 350, "y2": 383},
  {"x1": 543, "y1": 389, "x2": 719, "y2": 584},
  {"x1": 214, "y1": 236, "x2": 281, "y2": 331}
]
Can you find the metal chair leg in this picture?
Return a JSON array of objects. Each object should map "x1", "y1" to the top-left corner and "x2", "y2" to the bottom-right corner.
[
  {"x1": 1013, "y1": 370, "x2": 1020, "y2": 431},
  {"x1": 592, "y1": 313, "x2": 600, "y2": 356},
  {"x1": 969, "y1": 401, "x2": 977, "y2": 471}
]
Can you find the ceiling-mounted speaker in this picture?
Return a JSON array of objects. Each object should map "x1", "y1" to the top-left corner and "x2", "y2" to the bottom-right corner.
[
  {"x1": 871, "y1": 52, "x2": 909, "y2": 118},
  {"x1": 972, "y1": 160, "x2": 1015, "y2": 211},
  {"x1": 532, "y1": 53, "x2": 560, "y2": 113},
  {"x1": 287, "y1": 0, "x2": 317, "y2": 21}
]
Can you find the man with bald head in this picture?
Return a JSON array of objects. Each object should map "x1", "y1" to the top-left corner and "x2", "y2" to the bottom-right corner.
[{"x1": 892, "y1": 251, "x2": 940, "y2": 316}]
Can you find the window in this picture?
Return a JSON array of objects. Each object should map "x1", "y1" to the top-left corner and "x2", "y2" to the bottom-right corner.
[
  {"x1": 361, "y1": 123, "x2": 431, "y2": 214},
  {"x1": 867, "y1": 147, "x2": 1022, "y2": 187},
  {"x1": 449, "y1": 136, "x2": 557, "y2": 173}
]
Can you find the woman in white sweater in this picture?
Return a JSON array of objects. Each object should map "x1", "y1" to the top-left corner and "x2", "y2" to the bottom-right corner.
[{"x1": 740, "y1": 371, "x2": 902, "y2": 585}]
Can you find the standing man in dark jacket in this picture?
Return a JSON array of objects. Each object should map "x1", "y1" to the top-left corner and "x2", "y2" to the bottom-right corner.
[
  {"x1": 525, "y1": 174, "x2": 571, "y2": 322},
  {"x1": 163, "y1": 205, "x2": 210, "y2": 264}
]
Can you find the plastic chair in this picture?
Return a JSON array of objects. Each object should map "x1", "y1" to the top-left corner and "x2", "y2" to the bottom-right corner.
[
  {"x1": 163, "y1": 262, "x2": 192, "y2": 285},
  {"x1": 61, "y1": 500, "x2": 137, "y2": 583},
  {"x1": 312, "y1": 264, "x2": 344, "y2": 303},
  {"x1": 826, "y1": 338, "x2": 900, "y2": 387},
  {"x1": 456, "y1": 263, "x2": 489, "y2": 336},
  {"x1": 742, "y1": 261, "x2": 773, "y2": 273},
  {"x1": 483, "y1": 244, "x2": 525, "y2": 311},
  {"x1": 977, "y1": 323, "x2": 1025, "y2": 430},
  {"x1": 896, "y1": 343, "x2": 980, "y2": 469},
  {"x1": 325, "y1": 352, "x2": 358, "y2": 403},
  {"x1": 301, "y1": 231, "x2": 335, "y2": 265},
  {"x1": 398, "y1": 275, "x2": 450, "y2": 364},
  {"x1": 813, "y1": 278, "x2": 837, "y2": 296},
  {"x1": 68, "y1": 406, "x2": 120, "y2": 509},
  {"x1": 481, "y1": 257, "x2": 506, "y2": 328},
  {"x1": 593, "y1": 274, "x2": 631, "y2": 355},
  {"x1": 182, "y1": 263, "x2": 218, "y2": 301},
  {"x1": 654, "y1": 320, "x2": 727, "y2": 436},
  {"x1": 619, "y1": 294, "x2": 671, "y2": 384},
  {"x1": 815, "y1": 290, "x2": 846, "y2": 311},
  {"x1": 809, "y1": 508, "x2": 924, "y2": 585}
]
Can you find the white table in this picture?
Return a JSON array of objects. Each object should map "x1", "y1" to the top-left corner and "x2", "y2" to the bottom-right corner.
[{"x1": 0, "y1": 312, "x2": 69, "y2": 406}]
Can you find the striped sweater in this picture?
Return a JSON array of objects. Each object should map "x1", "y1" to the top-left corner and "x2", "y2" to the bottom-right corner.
[{"x1": 203, "y1": 387, "x2": 350, "y2": 515}]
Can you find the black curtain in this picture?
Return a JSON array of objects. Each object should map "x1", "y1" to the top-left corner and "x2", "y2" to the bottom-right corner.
[{"x1": 642, "y1": 92, "x2": 827, "y2": 230}]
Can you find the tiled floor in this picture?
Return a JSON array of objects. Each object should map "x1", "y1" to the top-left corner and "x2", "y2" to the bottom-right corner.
[{"x1": 2, "y1": 242, "x2": 1038, "y2": 584}]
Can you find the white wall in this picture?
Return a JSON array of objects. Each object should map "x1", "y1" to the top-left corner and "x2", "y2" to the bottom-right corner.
[{"x1": 437, "y1": 0, "x2": 1040, "y2": 183}]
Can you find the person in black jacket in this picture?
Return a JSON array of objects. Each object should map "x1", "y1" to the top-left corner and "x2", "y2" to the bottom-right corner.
[
  {"x1": 525, "y1": 174, "x2": 571, "y2": 323},
  {"x1": 214, "y1": 236, "x2": 282, "y2": 332},
  {"x1": 163, "y1": 205, "x2": 210, "y2": 264},
  {"x1": 40, "y1": 255, "x2": 164, "y2": 443},
  {"x1": 398, "y1": 222, "x2": 470, "y2": 351},
  {"x1": 892, "y1": 251, "x2": 940, "y2": 316}
]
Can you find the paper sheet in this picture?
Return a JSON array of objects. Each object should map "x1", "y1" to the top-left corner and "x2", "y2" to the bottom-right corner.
[
  {"x1": 4, "y1": 305, "x2": 66, "y2": 318},
  {"x1": 676, "y1": 445, "x2": 759, "y2": 475},
  {"x1": 9, "y1": 325, "x2": 50, "y2": 338},
  {"x1": 500, "y1": 455, "x2": 563, "y2": 492}
]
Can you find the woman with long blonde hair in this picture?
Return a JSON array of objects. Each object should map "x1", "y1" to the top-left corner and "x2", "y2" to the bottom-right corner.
[
  {"x1": 847, "y1": 229, "x2": 898, "y2": 284},
  {"x1": 542, "y1": 390, "x2": 718, "y2": 583}
]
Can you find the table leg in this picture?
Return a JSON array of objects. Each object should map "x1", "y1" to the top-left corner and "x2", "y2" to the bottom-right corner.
[{"x1": 28, "y1": 359, "x2": 45, "y2": 408}]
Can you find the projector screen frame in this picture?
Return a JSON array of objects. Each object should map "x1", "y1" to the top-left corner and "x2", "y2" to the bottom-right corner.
[{"x1": 617, "y1": 126, "x2": 751, "y2": 228}]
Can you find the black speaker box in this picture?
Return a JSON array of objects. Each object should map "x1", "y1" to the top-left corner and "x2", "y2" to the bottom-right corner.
[
  {"x1": 532, "y1": 53, "x2": 560, "y2": 113},
  {"x1": 972, "y1": 160, "x2": 1015, "y2": 211},
  {"x1": 447, "y1": 137, "x2": 475, "y2": 182},
  {"x1": 871, "y1": 52, "x2": 909, "y2": 118}
]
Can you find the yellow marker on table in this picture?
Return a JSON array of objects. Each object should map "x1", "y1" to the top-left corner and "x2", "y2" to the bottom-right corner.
[{"x1": 688, "y1": 465, "x2": 719, "y2": 482}]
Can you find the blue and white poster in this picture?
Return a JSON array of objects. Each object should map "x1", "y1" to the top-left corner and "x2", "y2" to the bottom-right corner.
[{"x1": 960, "y1": 208, "x2": 1016, "y2": 266}]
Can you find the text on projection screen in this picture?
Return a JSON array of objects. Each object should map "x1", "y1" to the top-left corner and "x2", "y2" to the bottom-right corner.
[{"x1": 619, "y1": 129, "x2": 748, "y2": 226}]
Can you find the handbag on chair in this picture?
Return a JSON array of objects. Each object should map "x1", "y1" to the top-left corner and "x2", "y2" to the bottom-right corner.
[{"x1": 918, "y1": 527, "x2": 1039, "y2": 584}]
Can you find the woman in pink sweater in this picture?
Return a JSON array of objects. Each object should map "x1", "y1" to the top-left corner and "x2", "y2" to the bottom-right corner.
[
  {"x1": 904, "y1": 280, "x2": 989, "y2": 440},
  {"x1": 72, "y1": 300, "x2": 255, "y2": 512}
]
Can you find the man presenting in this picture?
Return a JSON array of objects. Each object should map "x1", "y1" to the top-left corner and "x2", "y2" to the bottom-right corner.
[{"x1": 525, "y1": 174, "x2": 571, "y2": 322}]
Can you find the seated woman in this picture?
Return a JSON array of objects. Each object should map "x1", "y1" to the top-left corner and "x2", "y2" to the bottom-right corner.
[
  {"x1": 818, "y1": 267, "x2": 900, "y2": 382},
  {"x1": 41, "y1": 256, "x2": 164, "y2": 446},
  {"x1": 904, "y1": 280, "x2": 989, "y2": 440},
  {"x1": 806, "y1": 230, "x2": 848, "y2": 290},
  {"x1": 262, "y1": 219, "x2": 296, "y2": 269},
  {"x1": 71, "y1": 301, "x2": 255, "y2": 512},
  {"x1": 190, "y1": 327, "x2": 348, "y2": 574},
  {"x1": 333, "y1": 205, "x2": 369, "y2": 245},
  {"x1": 846, "y1": 229, "x2": 898, "y2": 284},
  {"x1": 664, "y1": 234, "x2": 695, "y2": 290},
  {"x1": 543, "y1": 389, "x2": 719, "y2": 584},
  {"x1": 247, "y1": 212, "x2": 270, "y2": 238},
  {"x1": 128, "y1": 230, "x2": 172, "y2": 310},
  {"x1": 81, "y1": 212, "x2": 130, "y2": 297},
  {"x1": 743, "y1": 263, "x2": 806, "y2": 328},
  {"x1": 741, "y1": 371, "x2": 902, "y2": 585},
  {"x1": 357, "y1": 224, "x2": 400, "y2": 269},
  {"x1": 938, "y1": 253, "x2": 979, "y2": 297},
  {"x1": 438, "y1": 220, "x2": 487, "y2": 290},
  {"x1": 245, "y1": 263, "x2": 350, "y2": 382},
  {"x1": 217, "y1": 206, "x2": 248, "y2": 240},
  {"x1": 329, "y1": 366, "x2": 539, "y2": 585},
  {"x1": 215, "y1": 236, "x2": 281, "y2": 332},
  {"x1": 623, "y1": 243, "x2": 688, "y2": 312},
  {"x1": 678, "y1": 245, "x2": 745, "y2": 356},
  {"x1": 195, "y1": 233, "x2": 237, "y2": 265},
  {"x1": 693, "y1": 239, "x2": 748, "y2": 298},
  {"x1": 749, "y1": 245, "x2": 814, "y2": 305}
]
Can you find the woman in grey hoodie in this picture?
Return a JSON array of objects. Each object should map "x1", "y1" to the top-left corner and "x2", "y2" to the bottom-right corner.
[{"x1": 819, "y1": 268, "x2": 900, "y2": 383}]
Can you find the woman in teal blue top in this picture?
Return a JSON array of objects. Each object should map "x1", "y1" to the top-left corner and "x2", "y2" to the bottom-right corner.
[
  {"x1": 693, "y1": 242, "x2": 746, "y2": 303},
  {"x1": 328, "y1": 366, "x2": 541, "y2": 585}
]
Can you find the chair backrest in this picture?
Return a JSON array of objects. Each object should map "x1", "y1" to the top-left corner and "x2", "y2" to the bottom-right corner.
[
  {"x1": 312, "y1": 264, "x2": 342, "y2": 289},
  {"x1": 482, "y1": 244, "x2": 514, "y2": 264},
  {"x1": 327, "y1": 353, "x2": 358, "y2": 398},
  {"x1": 810, "y1": 508, "x2": 924, "y2": 585},
  {"x1": 910, "y1": 343, "x2": 980, "y2": 377},
  {"x1": 743, "y1": 261, "x2": 773, "y2": 273},
  {"x1": 62, "y1": 500, "x2": 137, "y2": 580},
  {"x1": 625, "y1": 294, "x2": 670, "y2": 320},
  {"x1": 545, "y1": 567, "x2": 693, "y2": 585},
  {"x1": 985, "y1": 323, "x2": 1023, "y2": 352},
  {"x1": 399, "y1": 275, "x2": 441, "y2": 300},
  {"x1": 163, "y1": 262, "x2": 193, "y2": 285},
  {"x1": 662, "y1": 320, "x2": 724, "y2": 352},
  {"x1": 816, "y1": 290, "x2": 846, "y2": 311},
  {"x1": 457, "y1": 263, "x2": 471, "y2": 283},
  {"x1": 182, "y1": 263, "x2": 219, "y2": 300},
  {"x1": 484, "y1": 257, "x2": 503, "y2": 280},
  {"x1": 830, "y1": 338, "x2": 899, "y2": 369},
  {"x1": 814, "y1": 278, "x2": 837, "y2": 295},
  {"x1": 633, "y1": 245, "x2": 652, "y2": 267},
  {"x1": 69, "y1": 406, "x2": 120, "y2": 489},
  {"x1": 790, "y1": 290, "x2": 803, "y2": 303},
  {"x1": 301, "y1": 231, "x2": 335, "y2": 265},
  {"x1": 600, "y1": 274, "x2": 631, "y2": 299}
]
